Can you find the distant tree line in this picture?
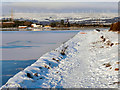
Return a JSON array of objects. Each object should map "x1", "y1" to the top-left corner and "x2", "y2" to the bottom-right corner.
[
  {"x1": 13, "y1": 20, "x2": 32, "y2": 27},
  {"x1": 50, "y1": 20, "x2": 70, "y2": 27},
  {"x1": 1, "y1": 19, "x2": 110, "y2": 28},
  {"x1": 50, "y1": 20, "x2": 110, "y2": 27}
]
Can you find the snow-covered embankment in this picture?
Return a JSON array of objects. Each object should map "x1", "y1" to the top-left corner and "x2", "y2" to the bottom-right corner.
[{"x1": 1, "y1": 30, "x2": 119, "y2": 88}]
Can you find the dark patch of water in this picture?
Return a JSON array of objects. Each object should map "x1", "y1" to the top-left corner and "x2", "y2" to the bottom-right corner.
[{"x1": 1, "y1": 60, "x2": 36, "y2": 86}]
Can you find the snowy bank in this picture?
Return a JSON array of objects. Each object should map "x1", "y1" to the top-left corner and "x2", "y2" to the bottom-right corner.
[{"x1": 1, "y1": 30, "x2": 119, "y2": 88}]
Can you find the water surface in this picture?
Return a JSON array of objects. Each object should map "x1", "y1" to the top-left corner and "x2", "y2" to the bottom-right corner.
[
  {"x1": 2, "y1": 31, "x2": 79, "y2": 60},
  {"x1": 1, "y1": 60, "x2": 36, "y2": 86}
]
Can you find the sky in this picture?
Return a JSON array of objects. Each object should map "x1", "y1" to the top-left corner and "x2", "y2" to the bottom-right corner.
[
  {"x1": 1, "y1": 0, "x2": 120, "y2": 2},
  {"x1": 2, "y1": 2, "x2": 118, "y2": 15}
]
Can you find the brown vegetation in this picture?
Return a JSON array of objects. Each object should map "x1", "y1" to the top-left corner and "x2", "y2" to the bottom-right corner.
[
  {"x1": 26, "y1": 73, "x2": 33, "y2": 78},
  {"x1": 44, "y1": 65, "x2": 51, "y2": 69},
  {"x1": 34, "y1": 73, "x2": 38, "y2": 77},
  {"x1": 109, "y1": 22, "x2": 120, "y2": 33},
  {"x1": 103, "y1": 63, "x2": 111, "y2": 67},
  {"x1": 52, "y1": 58, "x2": 59, "y2": 62},
  {"x1": 116, "y1": 61, "x2": 120, "y2": 64},
  {"x1": 115, "y1": 68, "x2": 119, "y2": 71}
]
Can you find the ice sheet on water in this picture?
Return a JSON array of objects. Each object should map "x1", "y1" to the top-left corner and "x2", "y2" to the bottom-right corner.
[{"x1": 2, "y1": 31, "x2": 78, "y2": 60}]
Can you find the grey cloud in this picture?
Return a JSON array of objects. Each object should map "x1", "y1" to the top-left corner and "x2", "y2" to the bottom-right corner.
[{"x1": 2, "y1": 2, "x2": 118, "y2": 15}]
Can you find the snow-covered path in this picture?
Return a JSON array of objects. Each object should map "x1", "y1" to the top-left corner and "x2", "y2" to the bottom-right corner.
[{"x1": 1, "y1": 30, "x2": 119, "y2": 88}]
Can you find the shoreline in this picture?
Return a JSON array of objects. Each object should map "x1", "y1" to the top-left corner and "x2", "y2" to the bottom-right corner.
[
  {"x1": 1, "y1": 31, "x2": 78, "y2": 87},
  {"x1": 1, "y1": 31, "x2": 80, "y2": 88},
  {"x1": 0, "y1": 27, "x2": 109, "y2": 31}
]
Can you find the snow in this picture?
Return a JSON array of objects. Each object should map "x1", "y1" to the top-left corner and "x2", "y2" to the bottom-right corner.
[
  {"x1": 3, "y1": 13, "x2": 117, "y2": 21},
  {"x1": 1, "y1": 30, "x2": 119, "y2": 88}
]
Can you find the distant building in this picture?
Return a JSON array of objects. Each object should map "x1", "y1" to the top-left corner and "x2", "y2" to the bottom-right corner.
[
  {"x1": 43, "y1": 25, "x2": 51, "y2": 30},
  {"x1": 2, "y1": 22, "x2": 14, "y2": 24},
  {"x1": 31, "y1": 24, "x2": 42, "y2": 28},
  {"x1": 2, "y1": 22, "x2": 15, "y2": 27},
  {"x1": 44, "y1": 25, "x2": 51, "y2": 28},
  {"x1": 18, "y1": 26, "x2": 27, "y2": 29}
]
